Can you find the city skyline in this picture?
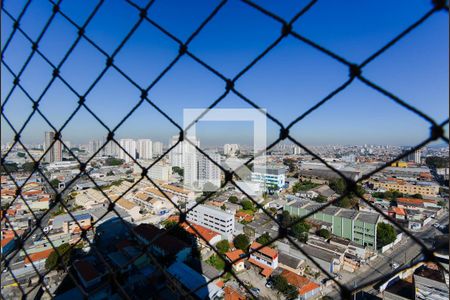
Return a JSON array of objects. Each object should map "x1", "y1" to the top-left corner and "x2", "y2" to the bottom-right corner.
[{"x1": 1, "y1": 1, "x2": 448, "y2": 146}]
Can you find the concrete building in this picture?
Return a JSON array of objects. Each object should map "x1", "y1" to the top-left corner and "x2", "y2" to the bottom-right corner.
[
  {"x1": 88, "y1": 139, "x2": 104, "y2": 155},
  {"x1": 137, "y1": 139, "x2": 152, "y2": 159},
  {"x1": 369, "y1": 178, "x2": 439, "y2": 197},
  {"x1": 414, "y1": 265, "x2": 449, "y2": 300},
  {"x1": 197, "y1": 151, "x2": 221, "y2": 190},
  {"x1": 186, "y1": 203, "x2": 234, "y2": 240},
  {"x1": 408, "y1": 148, "x2": 422, "y2": 164},
  {"x1": 44, "y1": 131, "x2": 62, "y2": 163},
  {"x1": 119, "y1": 139, "x2": 136, "y2": 163},
  {"x1": 152, "y1": 141, "x2": 164, "y2": 157},
  {"x1": 148, "y1": 163, "x2": 171, "y2": 181},
  {"x1": 251, "y1": 166, "x2": 286, "y2": 191},
  {"x1": 284, "y1": 197, "x2": 380, "y2": 249},
  {"x1": 224, "y1": 144, "x2": 239, "y2": 156}
]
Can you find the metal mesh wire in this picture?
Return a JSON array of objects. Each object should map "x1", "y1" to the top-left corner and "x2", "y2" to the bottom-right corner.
[{"x1": 1, "y1": 0, "x2": 449, "y2": 299}]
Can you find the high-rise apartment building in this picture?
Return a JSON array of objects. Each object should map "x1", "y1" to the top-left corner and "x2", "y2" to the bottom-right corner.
[
  {"x1": 197, "y1": 151, "x2": 221, "y2": 190},
  {"x1": 104, "y1": 140, "x2": 119, "y2": 157},
  {"x1": 88, "y1": 139, "x2": 104, "y2": 155},
  {"x1": 408, "y1": 149, "x2": 422, "y2": 164},
  {"x1": 293, "y1": 146, "x2": 303, "y2": 155},
  {"x1": 44, "y1": 131, "x2": 63, "y2": 163},
  {"x1": 152, "y1": 141, "x2": 164, "y2": 158},
  {"x1": 137, "y1": 139, "x2": 152, "y2": 159},
  {"x1": 224, "y1": 144, "x2": 239, "y2": 156},
  {"x1": 119, "y1": 139, "x2": 137, "y2": 163}
]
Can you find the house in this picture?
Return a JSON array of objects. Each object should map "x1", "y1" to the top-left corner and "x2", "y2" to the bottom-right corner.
[
  {"x1": 134, "y1": 224, "x2": 191, "y2": 262},
  {"x1": 73, "y1": 259, "x2": 103, "y2": 290},
  {"x1": 235, "y1": 211, "x2": 254, "y2": 223},
  {"x1": 179, "y1": 222, "x2": 222, "y2": 248},
  {"x1": 281, "y1": 269, "x2": 321, "y2": 300},
  {"x1": 167, "y1": 262, "x2": 223, "y2": 300},
  {"x1": 225, "y1": 249, "x2": 246, "y2": 272},
  {"x1": 62, "y1": 213, "x2": 92, "y2": 234},
  {"x1": 278, "y1": 252, "x2": 304, "y2": 275},
  {"x1": 390, "y1": 206, "x2": 406, "y2": 220},
  {"x1": 24, "y1": 248, "x2": 54, "y2": 267},
  {"x1": 248, "y1": 241, "x2": 278, "y2": 277}
]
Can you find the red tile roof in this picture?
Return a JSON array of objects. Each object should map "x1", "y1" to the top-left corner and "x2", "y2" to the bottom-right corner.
[
  {"x1": 248, "y1": 258, "x2": 273, "y2": 277},
  {"x1": 224, "y1": 285, "x2": 246, "y2": 300},
  {"x1": 391, "y1": 207, "x2": 406, "y2": 216},
  {"x1": 250, "y1": 241, "x2": 278, "y2": 259},
  {"x1": 24, "y1": 248, "x2": 54, "y2": 264},
  {"x1": 225, "y1": 249, "x2": 245, "y2": 264},
  {"x1": 134, "y1": 224, "x2": 189, "y2": 256},
  {"x1": 281, "y1": 269, "x2": 320, "y2": 296},
  {"x1": 180, "y1": 222, "x2": 220, "y2": 243},
  {"x1": 397, "y1": 197, "x2": 436, "y2": 205}
]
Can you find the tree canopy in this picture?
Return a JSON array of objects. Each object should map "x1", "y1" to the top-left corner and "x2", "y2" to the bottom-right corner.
[
  {"x1": 233, "y1": 234, "x2": 250, "y2": 251},
  {"x1": 316, "y1": 228, "x2": 331, "y2": 239},
  {"x1": 377, "y1": 223, "x2": 397, "y2": 248},
  {"x1": 45, "y1": 243, "x2": 72, "y2": 270},
  {"x1": 256, "y1": 232, "x2": 271, "y2": 245},
  {"x1": 228, "y1": 196, "x2": 239, "y2": 204},
  {"x1": 216, "y1": 240, "x2": 230, "y2": 254}
]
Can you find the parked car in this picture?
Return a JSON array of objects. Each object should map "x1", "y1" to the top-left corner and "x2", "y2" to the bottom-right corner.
[
  {"x1": 390, "y1": 262, "x2": 399, "y2": 269},
  {"x1": 249, "y1": 287, "x2": 260, "y2": 296}
]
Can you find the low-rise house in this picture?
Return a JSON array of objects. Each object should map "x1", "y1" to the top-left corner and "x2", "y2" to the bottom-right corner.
[
  {"x1": 179, "y1": 222, "x2": 222, "y2": 248},
  {"x1": 225, "y1": 249, "x2": 246, "y2": 272},
  {"x1": 24, "y1": 248, "x2": 54, "y2": 267},
  {"x1": 134, "y1": 223, "x2": 191, "y2": 262},
  {"x1": 281, "y1": 269, "x2": 321, "y2": 300},
  {"x1": 73, "y1": 259, "x2": 104, "y2": 290},
  {"x1": 278, "y1": 252, "x2": 304, "y2": 275},
  {"x1": 248, "y1": 241, "x2": 278, "y2": 277}
]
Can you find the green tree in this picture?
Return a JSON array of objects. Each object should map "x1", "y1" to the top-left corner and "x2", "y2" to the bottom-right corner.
[
  {"x1": 17, "y1": 152, "x2": 26, "y2": 158},
  {"x1": 172, "y1": 166, "x2": 184, "y2": 177},
  {"x1": 314, "y1": 195, "x2": 327, "y2": 203},
  {"x1": 105, "y1": 157, "x2": 124, "y2": 166},
  {"x1": 45, "y1": 243, "x2": 72, "y2": 270},
  {"x1": 281, "y1": 211, "x2": 292, "y2": 228},
  {"x1": 426, "y1": 156, "x2": 449, "y2": 168},
  {"x1": 411, "y1": 193, "x2": 423, "y2": 199},
  {"x1": 207, "y1": 254, "x2": 225, "y2": 270},
  {"x1": 291, "y1": 220, "x2": 310, "y2": 242},
  {"x1": 256, "y1": 232, "x2": 271, "y2": 245},
  {"x1": 50, "y1": 178, "x2": 61, "y2": 188},
  {"x1": 329, "y1": 178, "x2": 346, "y2": 194},
  {"x1": 228, "y1": 196, "x2": 239, "y2": 204},
  {"x1": 272, "y1": 275, "x2": 298, "y2": 299},
  {"x1": 216, "y1": 240, "x2": 230, "y2": 254},
  {"x1": 0, "y1": 163, "x2": 18, "y2": 174},
  {"x1": 316, "y1": 229, "x2": 331, "y2": 239},
  {"x1": 292, "y1": 181, "x2": 319, "y2": 193},
  {"x1": 377, "y1": 223, "x2": 397, "y2": 248},
  {"x1": 22, "y1": 162, "x2": 36, "y2": 172},
  {"x1": 233, "y1": 234, "x2": 250, "y2": 252},
  {"x1": 240, "y1": 199, "x2": 255, "y2": 211}
]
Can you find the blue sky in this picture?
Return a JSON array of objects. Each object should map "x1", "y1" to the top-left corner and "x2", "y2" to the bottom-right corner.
[{"x1": 1, "y1": 0, "x2": 448, "y2": 147}]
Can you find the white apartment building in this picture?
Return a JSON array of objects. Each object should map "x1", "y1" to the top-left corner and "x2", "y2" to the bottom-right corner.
[
  {"x1": 104, "y1": 140, "x2": 119, "y2": 157},
  {"x1": 186, "y1": 203, "x2": 234, "y2": 240},
  {"x1": 251, "y1": 166, "x2": 286, "y2": 191},
  {"x1": 88, "y1": 139, "x2": 104, "y2": 155},
  {"x1": 197, "y1": 151, "x2": 221, "y2": 190},
  {"x1": 293, "y1": 146, "x2": 303, "y2": 155},
  {"x1": 224, "y1": 144, "x2": 239, "y2": 156},
  {"x1": 137, "y1": 139, "x2": 152, "y2": 159},
  {"x1": 148, "y1": 163, "x2": 171, "y2": 181},
  {"x1": 408, "y1": 149, "x2": 422, "y2": 164},
  {"x1": 152, "y1": 141, "x2": 164, "y2": 157},
  {"x1": 119, "y1": 139, "x2": 137, "y2": 163}
]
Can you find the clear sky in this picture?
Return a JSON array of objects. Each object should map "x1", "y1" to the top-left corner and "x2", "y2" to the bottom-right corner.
[{"x1": 1, "y1": 0, "x2": 448, "y2": 147}]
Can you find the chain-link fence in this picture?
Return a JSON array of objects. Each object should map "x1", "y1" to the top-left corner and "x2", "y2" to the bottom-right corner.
[{"x1": 1, "y1": 0, "x2": 449, "y2": 299}]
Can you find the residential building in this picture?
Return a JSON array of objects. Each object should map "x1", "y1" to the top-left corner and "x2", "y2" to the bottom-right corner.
[
  {"x1": 248, "y1": 241, "x2": 278, "y2": 277},
  {"x1": 224, "y1": 144, "x2": 239, "y2": 156},
  {"x1": 152, "y1": 141, "x2": 164, "y2": 157},
  {"x1": 251, "y1": 166, "x2": 286, "y2": 191},
  {"x1": 147, "y1": 163, "x2": 171, "y2": 181},
  {"x1": 284, "y1": 197, "x2": 380, "y2": 249},
  {"x1": 44, "y1": 131, "x2": 63, "y2": 163},
  {"x1": 225, "y1": 249, "x2": 246, "y2": 272},
  {"x1": 369, "y1": 178, "x2": 439, "y2": 197},
  {"x1": 407, "y1": 148, "x2": 422, "y2": 164},
  {"x1": 88, "y1": 139, "x2": 104, "y2": 155},
  {"x1": 197, "y1": 151, "x2": 221, "y2": 190},
  {"x1": 293, "y1": 146, "x2": 303, "y2": 155},
  {"x1": 414, "y1": 265, "x2": 448, "y2": 300},
  {"x1": 186, "y1": 203, "x2": 235, "y2": 240},
  {"x1": 137, "y1": 139, "x2": 152, "y2": 159},
  {"x1": 281, "y1": 269, "x2": 321, "y2": 300},
  {"x1": 119, "y1": 139, "x2": 137, "y2": 163},
  {"x1": 62, "y1": 213, "x2": 92, "y2": 234}
]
